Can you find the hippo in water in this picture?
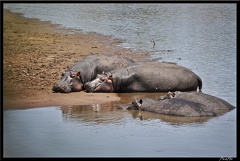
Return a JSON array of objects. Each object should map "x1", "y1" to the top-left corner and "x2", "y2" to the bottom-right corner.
[
  {"x1": 52, "y1": 53, "x2": 136, "y2": 93},
  {"x1": 118, "y1": 91, "x2": 235, "y2": 117},
  {"x1": 84, "y1": 62, "x2": 202, "y2": 93}
]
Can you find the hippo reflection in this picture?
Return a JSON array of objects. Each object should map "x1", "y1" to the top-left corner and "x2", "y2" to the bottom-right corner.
[
  {"x1": 61, "y1": 103, "x2": 125, "y2": 124},
  {"x1": 118, "y1": 91, "x2": 235, "y2": 117},
  {"x1": 128, "y1": 109, "x2": 215, "y2": 124},
  {"x1": 52, "y1": 53, "x2": 136, "y2": 93}
]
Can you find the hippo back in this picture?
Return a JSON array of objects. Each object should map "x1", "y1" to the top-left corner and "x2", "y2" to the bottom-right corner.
[
  {"x1": 174, "y1": 92, "x2": 235, "y2": 111},
  {"x1": 111, "y1": 62, "x2": 202, "y2": 92},
  {"x1": 67, "y1": 53, "x2": 136, "y2": 82},
  {"x1": 139, "y1": 98, "x2": 216, "y2": 117}
]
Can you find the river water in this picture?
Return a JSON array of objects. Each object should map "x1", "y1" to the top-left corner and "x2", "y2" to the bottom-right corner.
[{"x1": 3, "y1": 3, "x2": 236, "y2": 157}]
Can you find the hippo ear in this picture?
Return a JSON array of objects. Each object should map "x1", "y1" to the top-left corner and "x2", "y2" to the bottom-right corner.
[
  {"x1": 76, "y1": 71, "x2": 81, "y2": 76},
  {"x1": 108, "y1": 74, "x2": 113, "y2": 81},
  {"x1": 172, "y1": 92, "x2": 176, "y2": 98},
  {"x1": 139, "y1": 99, "x2": 143, "y2": 104},
  {"x1": 76, "y1": 71, "x2": 83, "y2": 83}
]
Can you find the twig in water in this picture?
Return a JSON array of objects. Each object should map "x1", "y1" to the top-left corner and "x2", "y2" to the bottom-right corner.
[{"x1": 151, "y1": 39, "x2": 155, "y2": 49}]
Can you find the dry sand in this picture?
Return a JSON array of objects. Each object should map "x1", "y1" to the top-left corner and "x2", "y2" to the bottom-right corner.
[{"x1": 3, "y1": 9, "x2": 151, "y2": 109}]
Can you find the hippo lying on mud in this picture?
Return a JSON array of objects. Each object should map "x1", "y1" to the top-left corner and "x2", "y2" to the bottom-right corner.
[
  {"x1": 118, "y1": 91, "x2": 235, "y2": 117},
  {"x1": 52, "y1": 53, "x2": 136, "y2": 93},
  {"x1": 84, "y1": 62, "x2": 202, "y2": 93}
]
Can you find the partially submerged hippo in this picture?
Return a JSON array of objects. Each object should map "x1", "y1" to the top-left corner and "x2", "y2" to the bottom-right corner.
[
  {"x1": 118, "y1": 91, "x2": 235, "y2": 117},
  {"x1": 84, "y1": 62, "x2": 202, "y2": 93},
  {"x1": 52, "y1": 53, "x2": 136, "y2": 93}
]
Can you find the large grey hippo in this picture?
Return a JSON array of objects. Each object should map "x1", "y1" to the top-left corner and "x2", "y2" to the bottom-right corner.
[
  {"x1": 118, "y1": 91, "x2": 235, "y2": 117},
  {"x1": 52, "y1": 53, "x2": 136, "y2": 93},
  {"x1": 84, "y1": 62, "x2": 202, "y2": 93}
]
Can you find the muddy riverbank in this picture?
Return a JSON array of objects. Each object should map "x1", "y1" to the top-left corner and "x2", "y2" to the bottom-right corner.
[{"x1": 3, "y1": 9, "x2": 149, "y2": 109}]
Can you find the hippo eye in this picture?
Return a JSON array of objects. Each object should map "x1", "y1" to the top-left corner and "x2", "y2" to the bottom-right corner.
[{"x1": 61, "y1": 72, "x2": 65, "y2": 76}]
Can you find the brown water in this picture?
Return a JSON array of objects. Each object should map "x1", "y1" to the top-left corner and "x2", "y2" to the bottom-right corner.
[
  {"x1": 4, "y1": 93, "x2": 236, "y2": 157},
  {"x1": 3, "y1": 3, "x2": 236, "y2": 157}
]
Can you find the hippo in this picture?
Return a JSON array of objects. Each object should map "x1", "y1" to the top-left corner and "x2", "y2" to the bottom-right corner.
[
  {"x1": 118, "y1": 91, "x2": 235, "y2": 117},
  {"x1": 52, "y1": 53, "x2": 136, "y2": 93},
  {"x1": 84, "y1": 62, "x2": 202, "y2": 93}
]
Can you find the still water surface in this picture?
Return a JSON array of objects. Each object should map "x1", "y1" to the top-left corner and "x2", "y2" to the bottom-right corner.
[
  {"x1": 4, "y1": 104, "x2": 236, "y2": 157},
  {"x1": 3, "y1": 3, "x2": 236, "y2": 157}
]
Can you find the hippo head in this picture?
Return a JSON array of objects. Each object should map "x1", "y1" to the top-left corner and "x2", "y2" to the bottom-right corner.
[
  {"x1": 127, "y1": 99, "x2": 143, "y2": 110},
  {"x1": 84, "y1": 72, "x2": 114, "y2": 93},
  {"x1": 117, "y1": 98, "x2": 143, "y2": 110},
  {"x1": 52, "y1": 71, "x2": 83, "y2": 93}
]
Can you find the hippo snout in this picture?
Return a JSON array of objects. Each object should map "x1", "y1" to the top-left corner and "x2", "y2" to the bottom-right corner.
[
  {"x1": 52, "y1": 83, "x2": 71, "y2": 93},
  {"x1": 84, "y1": 82, "x2": 95, "y2": 92},
  {"x1": 52, "y1": 72, "x2": 75, "y2": 93}
]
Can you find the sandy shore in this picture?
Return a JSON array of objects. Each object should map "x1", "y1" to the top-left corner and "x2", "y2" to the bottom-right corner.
[{"x1": 3, "y1": 9, "x2": 150, "y2": 110}]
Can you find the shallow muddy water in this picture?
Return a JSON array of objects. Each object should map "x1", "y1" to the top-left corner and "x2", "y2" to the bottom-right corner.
[
  {"x1": 3, "y1": 3, "x2": 236, "y2": 157},
  {"x1": 4, "y1": 102, "x2": 236, "y2": 157}
]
